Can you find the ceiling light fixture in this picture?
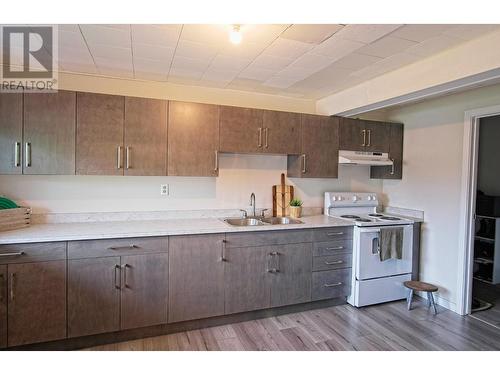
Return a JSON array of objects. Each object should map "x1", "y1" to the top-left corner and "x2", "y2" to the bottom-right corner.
[{"x1": 229, "y1": 25, "x2": 242, "y2": 44}]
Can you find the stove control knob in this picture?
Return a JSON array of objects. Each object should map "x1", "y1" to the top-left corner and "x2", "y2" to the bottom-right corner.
[
  {"x1": 337, "y1": 196, "x2": 342, "y2": 201},
  {"x1": 352, "y1": 195, "x2": 359, "y2": 202},
  {"x1": 372, "y1": 195, "x2": 377, "y2": 201},
  {"x1": 367, "y1": 196, "x2": 372, "y2": 201},
  {"x1": 332, "y1": 196, "x2": 337, "y2": 201}
]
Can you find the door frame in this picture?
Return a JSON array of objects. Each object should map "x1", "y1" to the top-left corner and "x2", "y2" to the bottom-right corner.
[{"x1": 457, "y1": 104, "x2": 500, "y2": 315}]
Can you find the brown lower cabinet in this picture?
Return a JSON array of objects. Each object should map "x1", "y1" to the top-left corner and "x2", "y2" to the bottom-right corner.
[
  {"x1": 68, "y1": 252, "x2": 168, "y2": 337},
  {"x1": 0, "y1": 265, "x2": 7, "y2": 348},
  {"x1": 7, "y1": 261, "x2": 67, "y2": 347}
]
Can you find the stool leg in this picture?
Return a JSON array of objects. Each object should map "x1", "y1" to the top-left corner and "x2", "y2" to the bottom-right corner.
[
  {"x1": 407, "y1": 289, "x2": 414, "y2": 311},
  {"x1": 430, "y1": 292, "x2": 438, "y2": 315},
  {"x1": 427, "y1": 292, "x2": 432, "y2": 308}
]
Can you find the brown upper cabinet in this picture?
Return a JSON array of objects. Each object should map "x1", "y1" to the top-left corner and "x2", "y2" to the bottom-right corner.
[
  {"x1": 0, "y1": 93, "x2": 23, "y2": 175},
  {"x1": 370, "y1": 122, "x2": 404, "y2": 179},
  {"x1": 23, "y1": 91, "x2": 76, "y2": 174},
  {"x1": 339, "y1": 117, "x2": 390, "y2": 153},
  {"x1": 76, "y1": 92, "x2": 125, "y2": 176},
  {"x1": 287, "y1": 115, "x2": 339, "y2": 178},
  {"x1": 219, "y1": 106, "x2": 263, "y2": 154},
  {"x1": 124, "y1": 97, "x2": 168, "y2": 176},
  {"x1": 262, "y1": 110, "x2": 301, "y2": 154},
  {"x1": 168, "y1": 101, "x2": 219, "y2": 177}
]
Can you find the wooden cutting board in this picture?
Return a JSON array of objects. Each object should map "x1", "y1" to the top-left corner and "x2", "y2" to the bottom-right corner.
[{"x1": 272, "y1": 173, "x2": 294, "y2": 217}]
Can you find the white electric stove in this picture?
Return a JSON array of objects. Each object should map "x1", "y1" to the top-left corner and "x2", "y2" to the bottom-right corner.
[{"x1": 324, "y1": 192, "x2": 414, "y2": 307}]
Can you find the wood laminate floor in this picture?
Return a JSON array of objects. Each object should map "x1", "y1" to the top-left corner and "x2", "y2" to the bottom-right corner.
[{"x1": 85, "y1": 298, "x2": 500, "y2": 351}]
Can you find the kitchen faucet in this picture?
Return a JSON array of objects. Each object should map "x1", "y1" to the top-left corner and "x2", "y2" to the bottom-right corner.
[{"x1": 250, "y1": 193, "x2": 256, "y2": 217}]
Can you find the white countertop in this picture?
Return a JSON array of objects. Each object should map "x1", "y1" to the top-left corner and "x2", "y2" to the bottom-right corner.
[{"x1": 0, "y1": 215, "x2": 353, "y2": 244}]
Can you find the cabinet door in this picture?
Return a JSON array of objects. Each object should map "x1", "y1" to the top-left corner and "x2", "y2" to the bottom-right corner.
[
  {"x1": 364, "y1": 120, "x2": 390, "y2": 152},
  {"x1": 262, "y1": 110, "x2": 301, "y2": 154},
  {"x1": 339, "y1": 117, "x2": 365, "y2": 151},
  {"x1": 68, "y1": 257, "x2": 120, "y2": 337},
  {"x1": 270, "y1": 243, "x2": 312, "y2": 307},
  {"x1": 7, "y1": 261, "x2": 66, "y2": 346},
  {"x1": 224, "y1": 246, "x2": 271, "y2": 314},
  {"x1": 287, "y1": 114, "x2": 339, "y2": 178},
  {"x1": 168, "y1": 101, "x2": 219, "y2": 176},
  {"x1": 371, "y1": 122, "x2": 403, "y2": 179},
  {"x1": 124, "y1": 97, "x2": 167, "y2": 176},
  {"x1": 0, "y1": 265, "x2": 6, "y2": 348},
  {"x1": 76, "y1": 92, "x2": 125, "y2": 175},
  {"x1": 219, "y1": 106, "x2": 263, "y2": 153},
  {"x1": 168, "y1": 234, "x2": 225, "y2": 322},
  {"x1": 23, "y1": 91, "x2": 76, "y2": 174},
  {"x1": 0, "y1": 93, "x2": 23, "y2": 174},
  {"x1": 121, "y1": 253, "x2": 168, "y2": 330}
]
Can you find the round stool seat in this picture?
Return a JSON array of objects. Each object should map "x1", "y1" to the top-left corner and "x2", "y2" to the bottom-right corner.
[{"x1": 404, "y1": 280, "x2": 438, "y2": 293}]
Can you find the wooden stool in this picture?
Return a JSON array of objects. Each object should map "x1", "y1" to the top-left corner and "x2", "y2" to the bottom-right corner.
[{"x1": 403, "y1": 281, "x2": 439, "y2": 314}]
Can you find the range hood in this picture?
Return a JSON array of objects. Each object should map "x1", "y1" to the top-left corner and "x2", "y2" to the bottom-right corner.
[{"x1": 338, "y1": 150, "x2": 393, "y2": 166}]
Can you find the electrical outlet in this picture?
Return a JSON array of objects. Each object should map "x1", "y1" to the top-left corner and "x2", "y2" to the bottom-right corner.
[{"x1": 160, "y1": 184, "x2": 169, "y2": 196}]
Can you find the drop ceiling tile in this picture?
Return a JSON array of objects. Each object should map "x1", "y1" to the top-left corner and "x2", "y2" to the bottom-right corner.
[
  {"x1": 169, "y1": 67, "x2": 204, "y2": 80},
  {"x1": 335, "y1": 24, "x2": 402, "y2": 44},
  {"x1": 443, "y1": 24, "x2": 500, "y2": 40},
  {"x1": 180, "y1": 24, "x2": 229, "y2": 47},
  {"x1": 390, "y1": 24, "x2": 456, "y2": 42},
  {"x1": 312, "y1": 36, "x2": 365, "y2": 60},
  {"x1": 88, "y1": 44, "x2": 132, "y2": 61},
  {"x1": 263, "y1": 37, "x2": 314, "y2": 59},
  {"x1": 167, "y1": 76, "x2": 203, "y2": 86},
  {"x1": 170, "y1": 55, "x2": 210, "y2": 71},
  {"x1": 175, "y1": 40, "x2": 219, "y2": 60},
  {"x1": 405, "y1": 35, "x2": 463, "y2": 57},
  {"x1": 329, "y1": 53, "x2": 381, "y2": 71},
  {"x1": 209, "y1": 54, "x2": 251, "y2": 70},
  {"x1": 291, "y1": 64, "x2": 354, "y2": 89},
  {"x1": 202, "y1": 66, "x2": 240, "y2": 82},
  {"x1": 263, "y1": 75, "x2": 300, "y2": 88},
  {"x1": 98, "y1": 67, "x2": 134, "y2": 79},
  {"x1": 240, "y1": 24, "x2": 289, "y2": 45},
  {"x1": 219, "y1": 42, "x2": 267, "y2": 59},
  {"x1": 132, "y1": 43, "x2": 175, "y2": 62},
  {"x1": 134, "y1": 71, "x2": 167, "y2": 81},
  {"x1": 238, "y1": 66, "x2": 276, "y2": 81},
  {"x1": 60, "y1": 62, "x2": 98, "y2": 74},
  {"x1": 58, "y1": 30, "x2": 87, "y2": 49},
  {"x1": 280, "y1": 24, "x2": 344, "y2": 44},
  {"x1": 94, "y1": 56, "x2": 133, "y2": 71},
  {"x1": 59, "y1": 46, "x2": 94, "y2": 65},
  {"x1": 226, "y1": 78, "x2": 265, "y2": 90},
  {"x1": 249, "y1": 54, "x2": 293, "y2": 70},
  {"x1": 80, "y1": 25, "x2": 131, "y2": 48},
  {"x1": 59, "y1": 24, "x2": 80, "y2": 33},
  {"x1": 131, "y1": 24, "x2": 181, "y2": 47},
  {"x1": 288, "y1": 52, "x2": 335, "y2": 71},
  {"x1": 276, "y1": 65, "x2": 316, "y2": 79},
  {"x1": 133, "y1": 58, "x2": 170, "y2": 74},
  {"x1": 351, "y1": 52, "x2": 421, "y2": 78},
  {"x1": 356, "y1": 36, "x2": 417, "y2": 58}
]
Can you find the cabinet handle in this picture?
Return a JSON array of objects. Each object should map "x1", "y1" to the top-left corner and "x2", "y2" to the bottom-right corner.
[
  {"x1": 361, "y1": 130, "x2": 366, "y2": 147},
  {"x1": 327, "y1": 232, "x2": 344, "y2": 236},
  {"x1": 9, "y1": 273, "x2": 16, "y2": 301},
  {"x1": 220, "y1": 239, "x2": 227, "y2": 262},
  {"x1": 264, "y1": 128, "x2": 269, "y2": 148},
  {"x1": 122, "y1": 264, "x2": 130, "y2": 288},
  {"x1": 114, "y1": 265, "x2": 121, "y2": 290},
  {"x1": 125, "y1": 147, "x2": 131, "y2": 169},
  {"x1": 325, "y1": 260, "x2": 344, "y2": 265},
  {"x1": 258, "y1": 127, "x2": 263, "y2": 148},
  {"x1": 324, "y1": 282, "x2": 343, "y2": 288},
  {"x1": 214, "y1": 150, "x2": 219, "y2": 172},
  {"x1": 390, "y1": 158, "x2": 395, "y2": 175},
  {"x1": 117, "y1": 146, "x2": 123, "y2": 169},
  {"x1": 14, "y1": 142, "x2": 21, "y2": 167},
  {"x1": 108, "y1": 244, "x2": 139, "y2": 250},
  {"x1": 301, "y1": 154, "x2": 306, "y2": 173},
  {"x1": 0, "y1": 251, "x2": 25, "y2": 258},
  {"x1": 367, "y1": 130, "x2": 371, "y2": 147},
  {"x1": 325, "y1": 246, "x2": 344, "y2": 251},
  {"x1": 25, "y1": 142, "x2": 32, "y2": 167},
  {"x1": 0, "y1": 273, "x2": 5, "y2": 303}
]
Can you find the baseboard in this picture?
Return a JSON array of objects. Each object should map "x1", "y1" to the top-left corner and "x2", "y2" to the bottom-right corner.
[{"x1": 416, "y1": 291, "x2": 457, "y2": 312}]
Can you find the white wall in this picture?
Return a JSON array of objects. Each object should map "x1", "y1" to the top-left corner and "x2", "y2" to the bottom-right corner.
[
  {"x1": 477, "y1": 116, "x2": 500, "y2": 196},
  {"x1": 369, "y1": 83, "x2": 500, "y2": 311}
]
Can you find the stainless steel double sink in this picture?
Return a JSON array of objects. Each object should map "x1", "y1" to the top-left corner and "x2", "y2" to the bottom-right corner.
[{"x1": 223, "y1": 216, "x2": 303, "y2": 227}]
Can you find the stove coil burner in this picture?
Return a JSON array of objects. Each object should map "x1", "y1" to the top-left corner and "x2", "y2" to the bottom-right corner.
[
  {"x1": 368, "y1": 213, "x2": 384, "y2": 217},
  {"x1": 356, "y1": 218, "x2": 372, "y2": 223},
  {"x1": 380, "y1": 216, "x2": 401, "y2": 221},
  {"x1": 340, "y1": 215, "x2": 361, "y2": 219}
]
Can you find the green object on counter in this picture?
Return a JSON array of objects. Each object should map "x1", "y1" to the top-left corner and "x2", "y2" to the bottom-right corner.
[{"x1": 0, "y1": 197, "x2": 19, "y2": 209}]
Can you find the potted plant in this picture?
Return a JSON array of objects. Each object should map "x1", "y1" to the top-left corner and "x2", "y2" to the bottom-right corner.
[{"x1": 289, "y1": 198, "x2": 303, "y2": 218}]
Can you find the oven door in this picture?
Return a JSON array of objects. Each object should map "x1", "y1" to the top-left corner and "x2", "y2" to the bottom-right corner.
[{"x1": 354, "y1": 225, "x2": 413, "y2": 280}]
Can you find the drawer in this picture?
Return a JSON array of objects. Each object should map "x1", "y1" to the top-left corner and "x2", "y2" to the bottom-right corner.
[
  {"x1": 0, "y1": 242, "x2": 66, "y2": 264},
  {"x1": 313, "y1": 239, "x2": 352, "y2": 256},
  {"x1": 312, "y1": 268, "x2": 351, "y2": 301},
  {"x1": 68, "y1": 237, "x2": 168, "y2": 259},
  {"x1": 312, "y1": 226, "x2": 353, "y2": 242},
  {"x1": 313, "y1": 253, "x2": 352, "y2": 272},
  {"x1": 225, "y1": 229, "x2": 312, "y2": 248}
]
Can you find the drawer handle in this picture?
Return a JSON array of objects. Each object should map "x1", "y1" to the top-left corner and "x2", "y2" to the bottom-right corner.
[
  {"x1": 325, "y1": 246, "x2": 344, "y2": 251},
  {"x1": 325, "y1": 260, "x2": 344, "y2": 265},
  {"x1": 324, "y1": 282, "x2": 343, "y2": 288},
  {"x1": 0, "y1": 251, "x2": 25, "y2": 258},
  {"x1": 108, "y1": 244, "x2": 139, "y2": 250},
  {"x1": 327, "y1": 232, "x2": 344, "y2": 236}
]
